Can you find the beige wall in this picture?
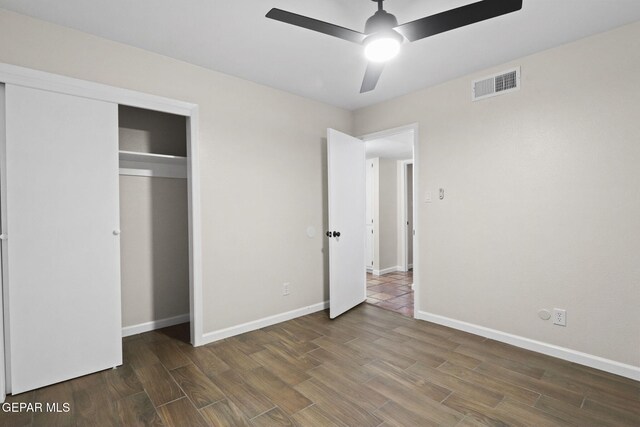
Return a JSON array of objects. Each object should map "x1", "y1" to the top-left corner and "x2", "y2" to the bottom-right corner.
[
  {"x1": 377, "y1": 158, "x2": 399, "y2": 271},
  {"x1": 354, "y1": 22, "x2": 640, "y2": 366},
  {"x1": 0, "y1": 9, "x2": 352, "y2": 334},
  {"x1": 119, "y1": 106, "x2": 187, "y2": 156},
  {"x1": 119, "y1": 176, "x2": 189, "y2": 327}
]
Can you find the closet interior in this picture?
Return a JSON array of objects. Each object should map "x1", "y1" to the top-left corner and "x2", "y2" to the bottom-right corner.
[{"x1": 118, "y1": 106, "x2": 190, "y2": 339}]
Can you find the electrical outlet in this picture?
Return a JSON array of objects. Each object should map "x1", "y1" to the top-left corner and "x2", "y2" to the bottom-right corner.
[
  {"x1": 283, "y1": 282, "x2": 290, "y2": 296},
  {"x1": 553, "y1": 308, "x2": 566, "y2": 326}
]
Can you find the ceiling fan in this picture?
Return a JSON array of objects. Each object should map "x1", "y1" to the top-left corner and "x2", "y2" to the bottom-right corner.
[{"x1": 266, "y1": 0, "x2": 523, "y2": 93}]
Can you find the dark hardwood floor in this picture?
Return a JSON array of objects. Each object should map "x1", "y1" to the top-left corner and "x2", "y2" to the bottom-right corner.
[{"x1": 1, "y1": 304, "x2": 638, "y2": 426}]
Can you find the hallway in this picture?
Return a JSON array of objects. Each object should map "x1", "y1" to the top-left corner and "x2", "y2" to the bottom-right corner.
[{"x1": 366, "y1": 270, "x2": 414, "y2": 317}]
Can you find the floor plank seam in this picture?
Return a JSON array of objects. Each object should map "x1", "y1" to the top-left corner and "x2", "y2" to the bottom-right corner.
[
  {"x1": 154, "y1": 395, "x2": 188, "y2": 409},
  {"x1": 247, "y1": 403, "x2": 278, "y2": 421},
  {"x1": 440, "y1": 389, "x2": 455, "y2": 404}
]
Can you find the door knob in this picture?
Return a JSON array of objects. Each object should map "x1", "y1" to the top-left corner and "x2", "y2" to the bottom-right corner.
[
  {"x1": 326, "y1": 231, "x2": 332, "y2": 237},
  {"x1": 332, "y1": 231, "x2": 341, "y2": 237},
  {"x1": 0, "y1": 234, "x2": 7, "y2": 240},
  {"x1": 113, "y1": 229, "x2": 121, "y2": 236}
]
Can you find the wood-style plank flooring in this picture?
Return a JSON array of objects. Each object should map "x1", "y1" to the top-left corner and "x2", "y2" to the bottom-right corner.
[{"x1": 2, "y1": 304, "x2": 639, "y2": 426}]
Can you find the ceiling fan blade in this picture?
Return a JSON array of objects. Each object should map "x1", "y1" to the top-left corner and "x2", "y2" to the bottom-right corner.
[
  {"x1": 360, "y1": 62, "x2": 385, "y2": 93},
  {"x1": 395, "y1": 0, "x2": 523, "y2": 42},
  {"x1": 266, "y1": 8, "x2": 366, "y2": 44}
]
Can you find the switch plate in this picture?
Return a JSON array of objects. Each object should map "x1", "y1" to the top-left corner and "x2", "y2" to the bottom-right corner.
[
  {"x1": 425, "y1": 191, "x2": 432, "y2": 203},
  {"x1": 283, "y1": 282, "x2": 290, "y2": 296}
]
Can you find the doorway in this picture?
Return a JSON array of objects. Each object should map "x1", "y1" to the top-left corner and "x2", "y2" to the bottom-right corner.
[
  {"x1": 118, "y1": 106, "x2": 191, "y2": 342},
  {"x1": 362, "y1": 126, "x2": 416, "y2": 317}
]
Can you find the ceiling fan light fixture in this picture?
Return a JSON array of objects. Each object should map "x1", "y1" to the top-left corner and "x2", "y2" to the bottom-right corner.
[
  {"x1": 364, "y1": 31, "x2": 402, "y2": 63},
  {"x1": 266, "y1": 0, "x2": 523, "y2": 92}
]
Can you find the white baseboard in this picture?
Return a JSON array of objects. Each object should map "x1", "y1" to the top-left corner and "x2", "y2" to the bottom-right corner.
[
  {"x1": 122, "y1": 313, "x2": 190, "y2": 337},
  {"x1": 415, "y1": 311, "x2": 640, "y2": 381},
  {"x1": 200, "y1": 301, "x2": 329, "y2": 346},
  {"x1": 373, "y1": 265, "x2": 404, "y2": 276}
]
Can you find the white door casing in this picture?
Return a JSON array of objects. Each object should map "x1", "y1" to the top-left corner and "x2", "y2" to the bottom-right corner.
[
  {"x1": 327, "y1": 128, "x2": 366, "y2": 319},
  {"x1": 3, "y1": 84, "x2": 122, "y2": 394},
  {"x1": 405, "y1": 162, "x2": 414, "y2": 270},
  {"x1": 0, "y1": 83, "x2": 6, "y2": 400},
  {"x1": 365, "y1": 159, "x2": 374, "y2": 269}
]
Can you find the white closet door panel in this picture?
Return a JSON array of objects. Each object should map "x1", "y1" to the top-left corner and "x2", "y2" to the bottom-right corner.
[{"x1": 4, "y1": 84, "x2": 121, "y2": 394}]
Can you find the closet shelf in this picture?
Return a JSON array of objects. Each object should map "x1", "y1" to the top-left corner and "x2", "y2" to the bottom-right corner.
[
  {"x1": 119, "y1": 150, "x2": 186, "y2": 165},
  {"x1": 119, "y1": 150, "x2": 187, "y2": 179}
]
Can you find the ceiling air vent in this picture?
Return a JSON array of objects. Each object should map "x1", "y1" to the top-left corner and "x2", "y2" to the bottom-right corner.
[{"x1": 472, "y1": 67, "x2": 520, "y2": 101}]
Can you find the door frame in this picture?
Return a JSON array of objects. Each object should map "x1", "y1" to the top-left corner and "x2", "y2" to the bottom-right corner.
[
  {"x1": 0, "y1": 83, "x2": 5, "y2": 402},
  {"x1": 0, "y1": 62, "x2": 205, "y2": 398},
  {"x1": 365, "y1": 159, "x2": 375, "y2": 273},
  {"x1": 360, "y1": 123, "x2": 419, "y2": 317}
]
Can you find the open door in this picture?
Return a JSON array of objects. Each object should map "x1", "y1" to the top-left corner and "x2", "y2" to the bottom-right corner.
[{"x1": 327, "y1": 129, "x2": 366, "y2": 319}]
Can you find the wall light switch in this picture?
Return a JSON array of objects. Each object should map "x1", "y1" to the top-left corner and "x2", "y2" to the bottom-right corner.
[{"x1": 425, "y1": 191, "x2": 433, "y2": 203}]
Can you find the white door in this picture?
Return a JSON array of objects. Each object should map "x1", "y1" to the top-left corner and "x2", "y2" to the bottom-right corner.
[
  {"x1": 2, "y1": 84, "x2": 122, "y2": 394},
  {"x1": 327, "y1": 129, "x2": 366, "y2": 319}
]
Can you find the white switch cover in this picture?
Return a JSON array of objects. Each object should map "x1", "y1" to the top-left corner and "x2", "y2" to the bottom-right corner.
[{"x1": 425, "y1": 191, "x2": 433, "y2": 203}]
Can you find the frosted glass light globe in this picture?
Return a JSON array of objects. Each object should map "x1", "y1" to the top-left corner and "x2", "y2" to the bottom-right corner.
[{"x1": 364, "y1": 35, "x2": 401, "y2": 63}]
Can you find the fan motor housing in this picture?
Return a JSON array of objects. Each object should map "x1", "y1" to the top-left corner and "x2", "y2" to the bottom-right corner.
[{"x1": 365, "y1": 10, "x2": 399, "y2": 35}]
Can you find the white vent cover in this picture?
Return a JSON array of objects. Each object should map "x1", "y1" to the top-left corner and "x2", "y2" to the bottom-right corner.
[{"x1": 472, "y1": 67, "x2": 520, "y2": 101}]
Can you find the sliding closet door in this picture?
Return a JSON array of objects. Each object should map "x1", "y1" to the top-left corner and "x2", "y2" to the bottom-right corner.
[{"x1": 3, "y1": 84, "x2": 121, "y2": 394}]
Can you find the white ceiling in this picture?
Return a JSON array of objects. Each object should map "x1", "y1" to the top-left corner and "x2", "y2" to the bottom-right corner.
[
  {"x1": 1, "y1": 0, "x2": 639, "y2": 110},
  {"x1": 366, "y1": 130, "x2": 414, "y2": 160}
]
